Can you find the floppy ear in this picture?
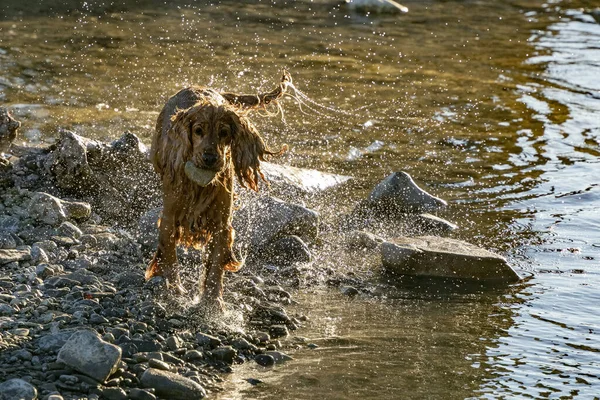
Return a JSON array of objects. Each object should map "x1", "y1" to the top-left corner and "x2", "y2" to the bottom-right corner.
[
  {"x1": 154, "y1": 107, "x2": 194, "y2": 184},
  {"x1": 230, "y1": 113, "x2": 286, "y2": 191}
]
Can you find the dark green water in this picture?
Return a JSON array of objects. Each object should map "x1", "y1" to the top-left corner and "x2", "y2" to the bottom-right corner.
[{"x1": 1, "y1": 0, "x2": 599, "y2": 398}]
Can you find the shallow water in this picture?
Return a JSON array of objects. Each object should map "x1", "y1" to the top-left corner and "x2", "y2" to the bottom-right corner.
[{"x1": 1, "y1": 0, "x2": 600, "y2": 398}]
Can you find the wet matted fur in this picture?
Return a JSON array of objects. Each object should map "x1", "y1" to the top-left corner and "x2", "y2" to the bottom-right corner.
[{"x1": 145, "y1": 72, "x2": 290, "y2": 309}]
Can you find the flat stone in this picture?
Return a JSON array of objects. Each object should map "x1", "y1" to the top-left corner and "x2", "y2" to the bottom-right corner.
[
  {"x1": 0, "y1": 378, "x2": 37, "y2": 400},
  {"x1": 381, "y1": 236, "x2": 520, "y2": 282},
  {"x1": 57, "y1": 330, "x2": 122, "y2": 383},
  {"x1": 0, "y1": 248, "x2": 31, "y2": 265},
  {"x1": 140, "y1": 368, "x2": 206, "y2": 400}
]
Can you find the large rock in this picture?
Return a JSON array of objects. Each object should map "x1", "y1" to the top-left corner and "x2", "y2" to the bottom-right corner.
[
  {"x1": 0, "y1": 248, "x2": 31, "y2": 265},
  {"x1": 358, "y1": 171, "x2": 447, "y2": 216},
  {"x1": 44, "y1": 131, "x2": 160, "y2": 225},
  {"x1": 260, "y1": 162, "x2": 352, "y2": 197},
  {"x1": 381, "y1": 236, "x2": 520, "y2": 282},
  {"x1": 0, "y1": 378, "x2": 37, "y2": 400},
  {"x1": 140, "y1": 368, "x2": 206, "y2": 400},
  {"x1": 0, "y1": 107, "x2": 20, "y2": 153},
  {"x1": 234, "y1": 196, "x2": 319, "y2": 252},
  {"x1": 57, "y1": 330, "x2": 122, "y2": 383}
]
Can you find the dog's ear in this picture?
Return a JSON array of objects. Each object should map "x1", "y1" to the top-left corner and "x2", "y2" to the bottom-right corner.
[
  {"x1": 230, "y1": 113, "x2": 286, "y2": 191},
  {"x1": 154, "y1": 107, "x2": 194, "y2": 183}
]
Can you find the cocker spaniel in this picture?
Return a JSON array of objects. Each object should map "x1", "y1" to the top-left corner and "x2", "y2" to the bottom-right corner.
[{"x1": 145, "y1": 72, "x2": 290, "y2": 309}]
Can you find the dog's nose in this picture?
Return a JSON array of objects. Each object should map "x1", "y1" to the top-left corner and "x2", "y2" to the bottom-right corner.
[{"x1": 201, "y1": 153, "x2": 218, "y2": 167}]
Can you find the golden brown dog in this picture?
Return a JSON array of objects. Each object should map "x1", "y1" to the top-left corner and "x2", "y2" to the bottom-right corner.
[{"x1": 145, "y1": 72, "x2": 290, "y2": 309}]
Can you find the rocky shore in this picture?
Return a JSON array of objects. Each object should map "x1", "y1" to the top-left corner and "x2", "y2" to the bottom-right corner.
[{"x1": 0, "y1": 109, "x2": 519, "y2": 399}]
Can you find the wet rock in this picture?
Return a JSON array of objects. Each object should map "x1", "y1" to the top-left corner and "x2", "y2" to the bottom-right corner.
[
  {"x1": 0, "y1": 232, "x2": 17, "y2": 249},
  {"x1": 264, "y1": 350, "x2": 293, "y2": 364},
  {"x1": 231, "y1": 338, "x2": 258, "y2": 352},
  {"x1": 0, "y1": 215, "x2": 21, "y2": 234},
  {"x1": 340, "y1": 286, "x2": 359, "y2": 297},
  {"x1": 345, "y1": 230, "x2": 384, "y2": 250},
  {"x1": 44, "y1": 130, "x2": 95, "y2": 191},
  {"x1": 28, "y1": 192, "x2": 69, "y2": 226},
  {"x1": 148, "y1": 358, "x2": 172, "y2": 371},
  {"x1": 254, "y1": 354, "x2": 275, "y2": 367},
  {"x1": 211, "y1": 346, "x2": 237, "y2": 364},
  {"x1": 407, "y1": 213, "x2": 458, "y2": 235},
  {"x1": 140, "y1": 368, "x2": 207, "y2": 400},
  {"x1": 259, "y1": 162, "x2": 352, "y2": 197},
  {"x1": 30, "y1": 245, "x2": 49, "y2": 265},
  {"x1": 184, "y1": 350, "x2": 204, "y2": 362},
  {"x1": 260, "y1": 235, "x2": 311, "y2": 265},
  {"x1": 381, "y1": 236, "x2": 520, "y2": 282},
  {"x1": 0, "y1": 378, "x2": 37, "y2": 400},
  {"x1": 0, "y1": 106, "x2": 20, "y2": 153},
  {"x1": 58, "y1": 221, "x2": 83, "y2": 239},
  {"x1": 45, "y1": 131, "x2": 159, "y2": 225},
  {"x1": 0, "y1": 248, "x2": 31, "y2": 265},
  {"x1": 354, "y1": 172, "x2": 446, "y2": 220},
  {"x1": 166, "y1": 336, "x2": 181, "y2": 351},
  {"x1": 96, "y1": 387, "x2": 127, "y2": 400},
  {"x1": 37, "y1": 330, "x2": 76, "y2": 353},
  {"x1": 269, "y1": 325, "x2": 289, "y2": 338},
  {"x1": 57, "y1": 330, "x2": 122, "y2": 383},
  {"x1": 129, "y1": 388, "x2": 157, "y2": 400},
  {"x1": 62, "y1": 201, "x2": 92, "y2": 221},
  {"x1": 344, "y1": 0, "x2": 408, "y2": 14},
  {"x1": 0, "y1": 303, "x2": 15, "y2": 316},
  {"x1": 196, "y1": 332, "x2": 221, "y2": 348},
  {"x1": 235, "y1": 196, "x2": 320, "y2": 252}
]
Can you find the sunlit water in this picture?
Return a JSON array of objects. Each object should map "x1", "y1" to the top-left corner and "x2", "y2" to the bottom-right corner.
[{"x1": 1, "y1": 0, "x2": 599, "y2": 398}]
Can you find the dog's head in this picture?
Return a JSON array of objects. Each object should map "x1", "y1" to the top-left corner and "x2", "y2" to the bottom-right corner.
[{"x1": 164, "y1": 94, "x2": 284, "y2": 191}]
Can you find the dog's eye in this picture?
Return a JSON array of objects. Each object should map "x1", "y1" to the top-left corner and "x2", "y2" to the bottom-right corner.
[
  {"x1": 219, "y1": 127, "x2": 230, "y2": 138},
  {"x1": 193, "y1": 127, "x2": 203, "y2": 136}
]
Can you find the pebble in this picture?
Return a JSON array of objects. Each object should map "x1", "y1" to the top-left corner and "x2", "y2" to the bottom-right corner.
[{"x1": 57, "y1": 330, "x2": 122, "y2": 383}]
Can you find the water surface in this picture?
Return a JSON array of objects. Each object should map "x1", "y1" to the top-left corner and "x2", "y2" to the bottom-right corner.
[{"x1": 1, "y1": 0, "x2": 599, "y2": 398}]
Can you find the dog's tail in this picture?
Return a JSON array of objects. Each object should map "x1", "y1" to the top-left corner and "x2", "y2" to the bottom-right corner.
[{"x1": 221, "y1": 70, "x2": 292, "y2": 110}]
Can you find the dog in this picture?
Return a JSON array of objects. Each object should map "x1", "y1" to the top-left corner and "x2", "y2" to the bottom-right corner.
[{"x1": 145, "y1": 72, "x2": 290, "y2": 309}]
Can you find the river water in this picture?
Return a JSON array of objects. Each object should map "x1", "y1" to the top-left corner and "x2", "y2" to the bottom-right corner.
[{"x1": 1, "y1": 0, "x2": 599, "y2": 398}]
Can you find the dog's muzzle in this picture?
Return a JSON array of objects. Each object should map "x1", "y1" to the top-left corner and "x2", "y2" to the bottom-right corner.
[{"x1": 184, "y1": 161, "x2": 217, "y2": 187}]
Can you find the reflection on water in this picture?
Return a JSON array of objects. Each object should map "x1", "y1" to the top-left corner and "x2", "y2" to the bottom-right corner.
[{"x1": 1, "y1": 0, "x2": 600, "y2": 398}]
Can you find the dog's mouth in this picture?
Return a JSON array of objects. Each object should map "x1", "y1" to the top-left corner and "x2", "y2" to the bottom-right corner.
[{"x1": 184, "y1": 161, "x2": 218, "y2": 187}]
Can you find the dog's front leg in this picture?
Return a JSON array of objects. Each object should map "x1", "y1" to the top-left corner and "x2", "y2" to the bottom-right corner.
[
  {"x1": 146, "y1": 200, "x2": 186, "y2": 294},
  {"x1": 202, "y1": 226, "x2": 242, "y2": 310}
]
